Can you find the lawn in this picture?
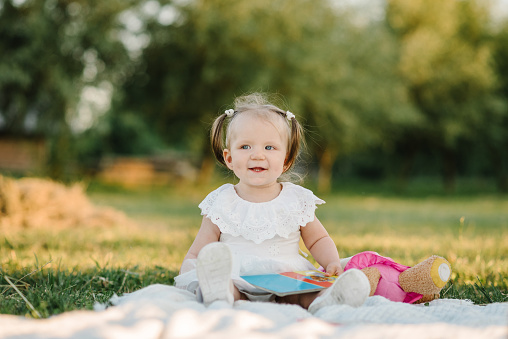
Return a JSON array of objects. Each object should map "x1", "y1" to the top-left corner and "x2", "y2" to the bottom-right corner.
[{"x1": 1, "y1": 181, "x2": 507, "y2": 318}]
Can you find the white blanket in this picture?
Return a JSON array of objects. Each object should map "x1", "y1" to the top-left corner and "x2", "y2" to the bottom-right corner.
[{"x1": 0, "y1": 284, "x2": 506, "y2": 339}]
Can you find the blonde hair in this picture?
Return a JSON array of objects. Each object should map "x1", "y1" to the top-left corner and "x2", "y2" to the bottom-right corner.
[{"x1": 211, "y1": 93, "x2": 304, "y2": 172}]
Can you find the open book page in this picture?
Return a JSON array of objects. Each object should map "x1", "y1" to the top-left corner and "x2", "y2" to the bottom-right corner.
[{"x1": 241, "y1": 270, "x2": 337, "y2": 297}]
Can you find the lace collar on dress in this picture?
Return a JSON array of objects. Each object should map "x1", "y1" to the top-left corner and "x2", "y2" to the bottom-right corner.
[{"x1": 198, "y1": 182, "x2": 325, "y2": 244}]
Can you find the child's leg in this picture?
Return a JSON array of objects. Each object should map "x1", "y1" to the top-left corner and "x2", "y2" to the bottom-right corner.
[
  {"x1": 275, "y1": 269, "x2": 370, "y2": 313},
  {"x1": 275, "y1": 291, "x2": 320, "y2": 309},
  {"x1": 233, "y1": 285, "x2": 249, "y2": 301},
  {"x1": 197, "y1": 242, "x2": 237, "y2": 305}
]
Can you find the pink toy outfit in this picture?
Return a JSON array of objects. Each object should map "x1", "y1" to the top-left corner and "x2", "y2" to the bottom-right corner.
[
  {"x1": 343, "y1": 251, "x2": 423, "y2": 303},
  {"x1": 174, "y1": 182, "x2": 324, "y2": 301}
]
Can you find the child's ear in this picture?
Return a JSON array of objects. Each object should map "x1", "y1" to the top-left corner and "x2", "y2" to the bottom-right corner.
[{"x1": 223, "y1": 149, "x2": 234, "y2": 170}]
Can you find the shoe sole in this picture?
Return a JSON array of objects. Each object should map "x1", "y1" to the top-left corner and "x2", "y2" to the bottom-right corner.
[
  {"x1": 334, "y1": 269, "x2": 370, "y2": 307},
  {"x1": 196, "y1": 242, "x2": 233, "y2": 305},
  {"x1": 309, "y1": 268, "x2": 370, "y2": 313}
]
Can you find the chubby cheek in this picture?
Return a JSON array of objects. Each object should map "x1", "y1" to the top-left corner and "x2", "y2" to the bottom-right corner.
[
  {"x1": 278, "y1": 163, "x2": 287, "y2": 174},
  {"x1": 229, "y1": 154, "x2": 248, "y2": 172},
  {"x1": 275, "y1": 156, "x2": 287, "y2": 173}
]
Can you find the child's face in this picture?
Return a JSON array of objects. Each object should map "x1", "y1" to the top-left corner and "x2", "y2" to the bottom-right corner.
[{"x1": 223, "y1": 112, "x2": 288, "y2": 190}]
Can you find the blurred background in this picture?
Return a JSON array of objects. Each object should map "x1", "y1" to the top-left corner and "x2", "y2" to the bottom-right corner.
[{"x1": 1, "y1": 0, "x2": 508, "y2": 195}]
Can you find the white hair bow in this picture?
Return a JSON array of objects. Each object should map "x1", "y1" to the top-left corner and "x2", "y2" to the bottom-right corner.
[
  {"x1": 225, "y1": 109, "x2": 235, "y2": 117},
  {"x1": 286, "y1": 111, "x2": 295, "y2": 121}
]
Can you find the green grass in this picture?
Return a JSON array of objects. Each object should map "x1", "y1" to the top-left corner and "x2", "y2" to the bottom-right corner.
[
  {"x1": 0, "y1": 262, "x2": 174, "y2": 318},
  {"x1": 1, "y1": 181, "x2": 507, "y2": 317}
]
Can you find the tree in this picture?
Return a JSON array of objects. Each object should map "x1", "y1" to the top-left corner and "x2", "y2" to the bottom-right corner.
[
  {"x1": 0, "y1": 0, "x2": 133, "y2": 179},
  {"x1": 386, "y1": 0, "x2": 499, "y2": 192},
  {"x1": 289, "y1": 13, "x2": 421, "y2": 192},
  {"x1": 485, "y1": 20, "x2": 508, "y2": 192},
  {"x1": 116, "y1": 0, "x2": 421, "y2": 191},
  {"x1": 116, "y1": 0, "x2": 349, "y2": 185}
]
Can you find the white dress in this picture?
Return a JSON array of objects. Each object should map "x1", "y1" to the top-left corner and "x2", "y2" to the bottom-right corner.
[{"x1": 174, "y1": 182, "x2": 325, "y2": 300}]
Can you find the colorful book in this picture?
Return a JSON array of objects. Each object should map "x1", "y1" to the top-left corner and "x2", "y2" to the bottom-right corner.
[{"x1": 241, "y1": 270, "x2": 337, "y2": 296}]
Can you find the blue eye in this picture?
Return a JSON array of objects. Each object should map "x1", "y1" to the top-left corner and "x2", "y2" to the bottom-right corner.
[
  {"x1": 265, "y1": 146, "x2": 274, "y2": 150},
  {"x1": 240, "y1": 145, "x2": 250, "y2": 149}
]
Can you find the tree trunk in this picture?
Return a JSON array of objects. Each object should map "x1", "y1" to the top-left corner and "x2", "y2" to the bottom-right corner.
[
  {"x1": 442, "y1": 148, "x2": 456, "y2": 194},
  {"x1": 489, "y1": 145, "x2": 508, "y2": 193},
  {"x1": 397, "y1": 145, "x2": 416, "y2": 193},
  {"x1": 317, "y1": 147, "x2": 338, "y2": 194},
  {"x1": 48, "y1": 123, "x2": 73, "y2": 181},
  {"x1": 196, "y1": 137, "x2": 215, "y2": 186},
  {"x1": 497, "y1": 173, "x2": 508, "y2": 193},
  {"x1": 197, "y1": 154, "x2": 216, "y2": 186}
]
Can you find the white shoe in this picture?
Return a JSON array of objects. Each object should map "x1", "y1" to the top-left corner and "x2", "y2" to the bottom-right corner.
[
  {"x1": 308, "y1": 268, "x2": 370, "y2": 314},
  {"x1": 196, "y1": 242, "x2": 235, "y2": 306}
]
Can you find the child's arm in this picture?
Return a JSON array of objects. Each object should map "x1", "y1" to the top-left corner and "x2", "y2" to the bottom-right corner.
[
  {"x1": 301, "y1": 216, "x2": 344, "y2": 276},
  {"x1": 179, "y1": 216, "x2": 221, "y2": 274}
]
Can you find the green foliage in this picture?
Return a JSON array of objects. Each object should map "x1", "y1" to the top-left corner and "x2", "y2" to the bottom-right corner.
[
  {"x1": 74, "y1": 111, "x2": 165, "y2": 172},
  {"x1": 113, "y1": 0, "x2": 425, "y2": 191},
  {"x1": 2, "y1": 0, "x2": 508, "y2": 191},
  {"x1": 487, "y1": 20, "x2": 508, "y2": 192},
  {"x1": 0, "y1": 0, "x2": 134, "y2": 177},
  {"x1": 106, "y1": 112, "x2": 165, "y2": 155},
  {"x1": 296, "y1": 16, "x2": 420, "y2": 156},
  {"x1": 493, "y1": 21, "x2": 508, "y2": 99},
  {"x1": 139, "y1": 0, "x2": 419, "y2": 155},
  {"x1": 0, "y1": 0, "x2": 132, "y2": 132},
  {"x1": 385, "y1": 0, "x2": 508, "y2": 191},
  {"x1": 118, "y1": 0, "x2": 348, "y2": 152}
]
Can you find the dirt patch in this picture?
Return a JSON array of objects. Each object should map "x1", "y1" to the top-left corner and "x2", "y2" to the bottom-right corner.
[{"x1": 0, "y1": 175, "x2": 133, "y2": 229}]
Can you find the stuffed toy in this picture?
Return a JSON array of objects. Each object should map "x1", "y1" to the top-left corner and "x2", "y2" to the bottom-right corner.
[{"x1": 342, "y1": 251, "x2": 452, "y2": 304}]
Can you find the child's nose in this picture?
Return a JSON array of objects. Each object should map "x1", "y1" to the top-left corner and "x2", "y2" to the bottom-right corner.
[{"x1": 250, "y1": 149, "x2": 266, "y2": 160}]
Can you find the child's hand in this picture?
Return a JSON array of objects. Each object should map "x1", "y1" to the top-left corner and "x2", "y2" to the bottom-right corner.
[{"x1": 324, "y1": 262, "x2": 344, "y2": 276}]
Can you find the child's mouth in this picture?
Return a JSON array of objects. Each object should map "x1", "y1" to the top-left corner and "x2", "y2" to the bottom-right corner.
[{"x1": 250, "y1": 167, "x2": 266, "y2": 172}]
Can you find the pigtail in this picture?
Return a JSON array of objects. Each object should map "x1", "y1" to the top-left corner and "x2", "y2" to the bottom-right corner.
[
  {"x1": 284, "y1": 116, "x2": 305, "y2": 171},
  {"x1": 210, "y1": 113, "x2": 228, "y2": 167}
]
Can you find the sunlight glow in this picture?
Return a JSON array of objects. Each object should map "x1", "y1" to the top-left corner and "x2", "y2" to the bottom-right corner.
[{"x1": 69, "y1": 82, "x2": 113, "y2": 133}]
